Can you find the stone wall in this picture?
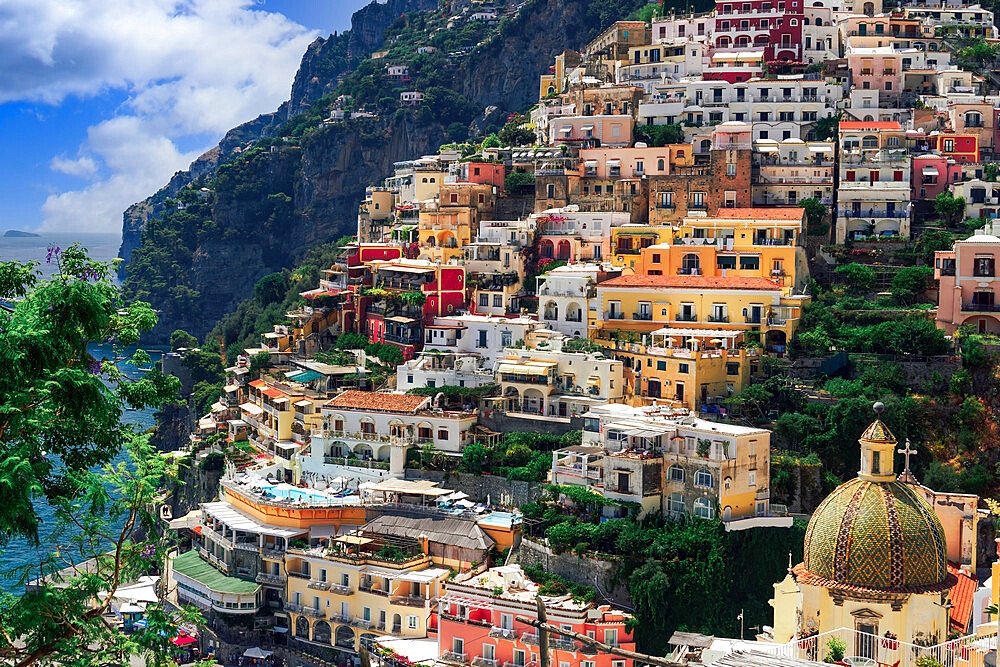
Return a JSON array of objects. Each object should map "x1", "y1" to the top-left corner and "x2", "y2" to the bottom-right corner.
[
  {"x1": 404, "y1": 469, "x2": 547, "y2": 507},
  {"x1": 478, "y1": 411, "x2": 583, "y2": 436},
  {"x1": 517, "y1": 537, "x2": 632, "y2": 608}
]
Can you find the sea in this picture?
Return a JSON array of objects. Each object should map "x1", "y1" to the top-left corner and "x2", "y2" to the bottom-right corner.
[{"x1": 0, "y1": 232, "x2": 166, "y2": 592}]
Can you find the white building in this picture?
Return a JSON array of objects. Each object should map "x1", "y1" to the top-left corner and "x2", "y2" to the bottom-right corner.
[
  {"x1": 423, "y1": 314, "x2": 541, "y2": 366},
  {"x1": 396, "y1": 352, "x2": 494, "y2": 392},
  {"x1": 536, "y1": 263, "x2": 621, "y2": 337}
]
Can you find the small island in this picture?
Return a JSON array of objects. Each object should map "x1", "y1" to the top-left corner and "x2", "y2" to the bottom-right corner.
[{"x1": 4, "y1": 230, "x2": 40, "y2": 238}]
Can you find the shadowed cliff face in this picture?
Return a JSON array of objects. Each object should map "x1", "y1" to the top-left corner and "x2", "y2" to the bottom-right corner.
[{"x1": 121, "y1": 0, "x2": 649, "y2": 342}]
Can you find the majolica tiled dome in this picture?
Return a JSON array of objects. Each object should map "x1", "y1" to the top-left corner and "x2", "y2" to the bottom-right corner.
[{"x1": 801, "y1": 417, "x2": 948, "y2": 592}]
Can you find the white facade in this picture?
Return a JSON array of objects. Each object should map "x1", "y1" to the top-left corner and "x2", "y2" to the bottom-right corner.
[
  {"x1": 423, "y1": 314, "x2": 541, "y2": 366},
  {"x1": 536, "y1": 264, "x2": 617, "y2": 337},
  {"x1": 396, "y1": 352, "x2": 494, "y2": 391}
]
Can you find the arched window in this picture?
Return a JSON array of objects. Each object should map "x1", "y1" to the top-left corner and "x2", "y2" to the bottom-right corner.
[
  {"x1": 657, "y1": 158, "x2": 665, "y2": 170},
  {"x1": 790, "y1": 18, "x2": 798, "y2": 25},
  {"x1": 724, "y1": 476, "x2": 732, "y2": 490},
  {"x1": 682, "y1": 253, "x2": 701, "y2": 273},
  {"x1": 668, "y1": 492, "x2": 686, "y2": 515},
  {"x1": 694, "y1": 498, "x2": 714, "y2": 519},
  {"x1": 695, "y1": 469, "x2": 714, "y2": 488},
  {"x1": 668, "y1": 465, "x2": 685, "y2": 483},
  {"x1": 967, "y1": 112, "x2": 983, "y2": 128},
  {"x1": 815, "y1": 17, "x2": 823, "y2": 25},
  {"x1": 861, "y1": 135, "x2": 878, "y2": 148}
]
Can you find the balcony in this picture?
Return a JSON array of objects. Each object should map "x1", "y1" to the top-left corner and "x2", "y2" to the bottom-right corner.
[
  {"x1": 677, "y1": 267, "x2": 702, "y2": 275},
  {"x1": 389, "y1": 594, "x2": 428, "y2": 607},
  {"x1": 359, "y1": 584, "x2": 389, "y2": 596},
  {"x1": 837, "y1": 209, "x2": 909, "y2": 219},
  {"x1": 676, "y1": 313, "x2": 697, "y2": 322},
  {"x1": 633, "y1": 312, "x2": 653, "y2": 321},
  {"x1": 256, "y1": 572, "x2": 284, "y2": 585},
  {"x1": 441, "y1": 652, "x2": 469, "y2": 665},
  {"x1": 520, "y1": 633, "x2": 578, "y2": 651},
  {"x1": 489, "y1": 627, "x2": 518, "y2": 640},
  {"x1": 308, "y1": 580, "x2": 332, "y2": 591},
  {"x1": 329, "y1": 583, "x2": 353, "y2": 595},
  {"x1": 707, "y1": 314, "x2": 730, "y2": 323},
  {"x1": 288, "y1": 569, "x2": 309, "y2": 579},
  {"x1": 962, "y1": 302, "x2": 1000, "y2": 312},
  {"x1": 261, "y1": 547, "x2": 285, "y2": 560},
  {"x1": 351, "y1": 617, "x2": 375, "y2": 629},
  {"x1": 473, "y1": 659, "x2": 498, "y2": 667},
  {"x1": 607, "y1": 312, "x2": 626, "y2": 320}
]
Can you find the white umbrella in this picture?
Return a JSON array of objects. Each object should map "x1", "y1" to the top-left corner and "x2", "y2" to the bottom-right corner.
[{"x1": 244, "y1": 648, "x2": 273, "y2": 659}]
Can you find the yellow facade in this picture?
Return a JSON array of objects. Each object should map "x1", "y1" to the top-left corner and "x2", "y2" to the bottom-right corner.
[
  {"x1": 414, "y1": 169, "x2": 446, "y2": 204},
  {"x1": 610, "y1": 226, "x2": 675, "y2": 270},
  {"x1": 418, "y1": 207, "x2": 475, "y2": 264},
  {"x1": 283, "y1": 550, "x2": 447, "y2": 651}
]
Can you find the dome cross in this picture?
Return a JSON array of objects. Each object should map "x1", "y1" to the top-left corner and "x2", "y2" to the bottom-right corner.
[{"x1": 897, "y1": 439, "x2": 916, "y2": 476}]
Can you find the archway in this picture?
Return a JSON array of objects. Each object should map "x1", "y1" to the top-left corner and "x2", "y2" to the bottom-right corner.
[
  {"x1": 392, "y1": 613, "x2": 403, "y2": 634},
  {"x1": 543, "y1": 300, "x2": 558, "y2": 321},
  {"x1": 699, "y1": 139, "x2": 711, "y2": 153},
  {"x1": 766, "y1": 330, "x2": 787, "y2": 352},
  {"x1": 522, "y1": 388, "x2": 545, "y2": 416},
  {"x1": 335, "y1": 625, "x2": 355, "y2": 649},
  {"x1": 313, "y1": 621, "x2": 332, "y2": 644},
  {"x1": 863, "y1": 1, "x2": 874, "y2": 15},
  {"x1": 354, "y1": 443, "x2": 374, "y2": 458},
  {"x1": 682, "y1": 253, "x2": 701, "y2": 274},
  {"x1": 556, "y1": 239, "x2": 572, "y2": 260},
  {"x1": 539, "y1": 239, "x2": 554, "y2": 259},
  {"x1": 503, "y1": 386, "x2": 520, "y2": 413},
  {"x1": 566, "y1": 301, "x2": 583, "y2": 323},
  {"x1": 295, "y1": 617, "x2": 310, "y2": 639}
]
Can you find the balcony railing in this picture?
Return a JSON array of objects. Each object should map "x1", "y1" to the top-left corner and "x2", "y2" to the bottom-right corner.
[
  {"x1": 389, "y1": 594, "x2": 428, "y2": 607},
  {"x1": 520, "y1": 633, "x2": 578, "y2": 651},
  {"x1": 837, "y1": 209, "x2": 909, "y2": 219},
  {"x1": 359, "y1": 584, "x2": 389, "y2": 596},
  {"x1": 676, "y1": 313, "x2": 697, "y2": 322},
  {"x1": 472, "y1": 658, "x2": 498, "y2": 667},
  {"x1": 707, "y1": 314, "x2": 730, "y2": 323},
  {"x1": 607, "y1": 312, "x2": 625, "y2": 320},
  {"x1": 329, "y1": 583, "x2": 353, "y2": 595},
  {"x1": 441, "y1": 652, "x2": 469, "y2": 665},
  {"x1": 351, "y1": 617, "x2": 375, "y2": 629},
  {"x1": 962, "y1": 302, "x2": 1000, "y2": 312},
  {"x1": 308, "y1": 580, "x2": 332, "y2": 591},
  {"x1": 256, "y1": 572, "x2": 284, "y2": 585},
  {"x1": 489, "y1": 627, "x2": 518, "y2": 640},
  {"x1": 677, "y1": 267, "x2": 702, "y2": 275},
  {"x1": 633, "y1": 312, "x2": 653, "y2": 321}
]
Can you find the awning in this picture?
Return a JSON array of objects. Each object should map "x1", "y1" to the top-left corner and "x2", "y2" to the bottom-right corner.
[
  {"x1": 808, "y1": 146, "x2": 833, "y2": 152},
  {"x1": 587, "y1": 376, "x2": 601, "y2": 386},
  {"x1": 387, "y1": 316, "x2": 417, "y2": 323},
  {"x1": 240, "y1": 402, "x2": 264, "y2": 416},
  {"x1": 584, "y1": 160, "x2": 598, "y2": 167},
  {"x1": 923, "y1": 167, "x2": 939, "y2": 176},
  {"x1": 498, "y1": 363, "x2": 548, "y2": 375},
  {"x1": 294, "y1": 399, "x2": 313, "y2": 407},
  {"x1": 606, "y1": 159, "x2": 621, "y2": 166},
  {"x1": 756, "y1": 146, "x2": 778, "y2": 152},
  {"x1": 383, "y1": 265, "x2": 433, "y2": 274},
  {"x1": 559, "y1": 127, "x2": 572, "y2": 134},
  {"x1": 336, "y1": 534, "x2": 374, "y2": 545},
  {"x1": 171, "y1": 635, "x2": 197, "y2": 646},
  {"x1": 581, "y1": 124, "x2": 594, "y2": 131}
]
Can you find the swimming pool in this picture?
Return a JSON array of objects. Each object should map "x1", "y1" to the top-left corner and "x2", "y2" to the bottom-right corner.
[{"x1": 259, "y1": 484, "x2": 337, "y2": 503}]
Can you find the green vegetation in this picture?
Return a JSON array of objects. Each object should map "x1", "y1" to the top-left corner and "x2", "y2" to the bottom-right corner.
[
  {"x1": 563, "y1": 338, "x2": 604, "y2": 353},
  {"x1": 497, "y1": 114, "x2": 535, "y2": 147},
  {"x1": 634, "y1": 123, "x2": 685, "y2": 147},
  {"x1": 799, "y1": 198, "x2": 829, "y2": 236},
  {"x1": 934, "y1": 190, "x2": 966, "y2": 226},
  {"x1": 0, "y1": 245, "x2": 202, "y2": 664},
  {"x1": 523, "y1": 566, "x2": 598, "y2": 603},
  {"x1": 504, "y1": 171, "x2": 535, "y2": 192}
]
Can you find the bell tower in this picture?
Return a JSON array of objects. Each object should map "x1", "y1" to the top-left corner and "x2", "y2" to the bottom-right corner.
[{"x1": 858, "y1": 402, "x2": 897, "y2": 482}]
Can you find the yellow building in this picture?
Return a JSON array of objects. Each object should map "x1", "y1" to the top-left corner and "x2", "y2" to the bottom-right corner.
[
  {"x1": 283, "y1": 543, "x2": 449, "y2": 652},
  {"x1": 609, "y1": 225, "x2": 675, "y2": 270},
  {"x1": 538, "y1": 50, "x2": 580, "y2": 98},
  {"x1": 417, "y1": 206, "x2": 476, "y2": 264},
  {"x1": 241, "y1": 379, "x2": 326, "y2": 457},
  {"x1": 592, "y1": 274, "x2": 807, "y2": 352},
  {"x1": 645, "y1": 208, "x2": 810, "y2": 295},
  {"x1": 771, "y1": 406, "x2": 956, "y2": 654},
  {"x1": 595, "y1": 328, "x2": 758, "y2": 410}
]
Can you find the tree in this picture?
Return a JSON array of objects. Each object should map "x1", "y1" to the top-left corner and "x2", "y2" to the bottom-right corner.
[
  {"x1": 634, "y1": 123, "x2": 684, "y2": 147},
  {"x1": 169, "y1": 329, "x2": 198, "y2": 352},
  {"x1": 498, "y1": 115, "x2": 535, "y2": 147},
  {"x1": 462, "y1": 443, "x2": 488, "y2": 473},
  {"x1": 504, "y1": 171, "x2": 535, "y2": 192},
  {"x1": 933, "y1": 191, "x2": 966, "y2": 227},
  {"x1": 811, "y1": 113, "x2": 840, "y2": 141},
  {"x1": 447, "y1": 121, "x2": 468, "y2": 144},
  {"x1": 254, "y1": 272, "x2": 290, "y2": 305},
  {"x1": 834, "y1": 263, "x2": 876, "y2": 291},
  {"x1": 798, "y1": 198, "x2": 828, "y2": 235},
  {"x1": 482, "y1": 134, "x2": 501, "y2": 149},
  {"x1": 915, "y1": 229, "x2": 953, "y2": 264},
  {"x1": 891, "y1": 266, "x2": 934, "y2": 305},
  {"x1": 182, "y1": 349, "x2": 225, "y2": 386},
  {"x1": 0, "y1": 245, "x2": 201, "y2": 665}
]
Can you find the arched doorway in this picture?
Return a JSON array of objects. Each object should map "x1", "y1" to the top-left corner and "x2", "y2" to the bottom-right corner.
[
  {"x1": 543, "y1": 300, "x2": 558, "y2": 321},
  {"x1": 566, "y1": 302, "x2": 583, "y2": 323},
  {"x1": 539, "y1": 239, "x2": 554, "y2": 258},
  {"x1": 392, "y1": 613, "x2": 403, "y2": 634},
  {"x1": 503, "y1": 386, "x2": 520, "y2": 413},
  {"x1": 313, "y1": 621, "x2": 332, "y2": 644},
  {"x1": 556, "y1": 239, "x2": 571, "y2": 260},
  {"x1": 295, "y1": 617, "x2": 310, "y2": 639},
  {"x1": 766, "y1": 330, "x2": 787, "y2": 353},
  {"x1": 335, "y1": 625, "x2": 355, "y2": 649},
  {"x1": 682, "y1": 253, "x2": 701, "y2": 275},
  {"x1": 522, "y1": 388, "x2": 545, "y2": 416}
]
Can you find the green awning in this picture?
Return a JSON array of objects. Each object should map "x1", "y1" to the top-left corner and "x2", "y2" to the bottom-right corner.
[{"x1": 285, "y1": 370, "x2": 324, "y2": 382}]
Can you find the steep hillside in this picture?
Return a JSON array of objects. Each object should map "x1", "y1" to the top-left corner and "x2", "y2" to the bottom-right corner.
[{"x1": 120, "y1": 0, "x2": 652, "y2": 342}]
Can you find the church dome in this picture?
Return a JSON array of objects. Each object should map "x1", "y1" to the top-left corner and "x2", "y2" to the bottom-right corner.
[{"x1": 801, "y1": 411, "x2": 949, "y2": 592}]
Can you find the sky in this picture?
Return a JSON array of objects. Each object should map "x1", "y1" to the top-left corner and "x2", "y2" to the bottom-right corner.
[{"x1": 0, "y1": 0, "x2": 370, "y2": 236}]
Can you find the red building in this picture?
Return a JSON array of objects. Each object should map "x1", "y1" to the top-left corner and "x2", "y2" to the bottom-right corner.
[
  {"x1": 714, "y1": 0, "x2": 803, "y2": 62},
  {"x1": 911, "y1": 154, "x2": 962, "y2": 201},
  {"x1": 460, "y1": 161, "x2": 507, "y2": 192},
  {"x1": 927, "y1": 133, "x2": 980, "y2": 163},
  {"x1": 364, "y1": 259, "x2": 467, "y2": 359},
  {"x1": 437, "y1": 566, "x2": 635, "y2": 667}
]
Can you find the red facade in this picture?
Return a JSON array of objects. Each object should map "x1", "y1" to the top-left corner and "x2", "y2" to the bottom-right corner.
[
  {"x1": 464, "y1": 162, "x2": 507, "y2": 192},
  {"x1": 714, "y1": 0, "x2": 804, "y2": 62}
]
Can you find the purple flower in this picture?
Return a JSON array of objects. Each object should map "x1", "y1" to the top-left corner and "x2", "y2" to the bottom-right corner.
[
  {"x1": 89, "y1": 361, "x2": 102, "y2": 375},
  {"x1": 141, "y1": 543, "x2": 156, "y2": 559}
]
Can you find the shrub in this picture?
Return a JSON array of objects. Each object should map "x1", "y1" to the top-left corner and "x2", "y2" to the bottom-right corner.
[{"x1": 824, "y1": 637, "x2": 847, "y2": 663}]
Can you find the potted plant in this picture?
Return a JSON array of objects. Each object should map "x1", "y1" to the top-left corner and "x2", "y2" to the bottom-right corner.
[
  {"x1": 882, "y1": 631, "x2": 898, "y2": 650},
  {"x1": 824, "y1": 637, "x2": 846, "y2": 664}
]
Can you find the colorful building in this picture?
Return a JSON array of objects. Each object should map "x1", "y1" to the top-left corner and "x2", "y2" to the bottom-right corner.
[{"x1": 935, "y1": 227, "x2": 1000, "y2": 335}]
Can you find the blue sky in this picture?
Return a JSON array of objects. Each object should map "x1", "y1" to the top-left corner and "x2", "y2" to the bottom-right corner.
[{"x1": 0, "y1": 0, "x2": 369, "y2": 235}]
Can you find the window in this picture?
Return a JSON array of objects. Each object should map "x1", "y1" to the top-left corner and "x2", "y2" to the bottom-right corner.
[
  {"x1": 657, "y1": 158, "x2": 665, "y2": 171},
  {"x1": 695, "y1": 470, "x2": 714, "y2": 488},
  {"x1": 477, "y1": 330, "x2": 488, "y2": 348},
  {"x1": 478, "y1": 293, "x2": 489, "y2": 307},
  {"x1": 727, "y1": 362, "x2": 739, "y2": 375},
  {"x1": 691, "y1": 191, "x2": 706, "y2": 208},
  {"x1": 438, "y1": 429, "x2": 448, "y2": 440},
  {"x1": 652, "y1": 253, "x2": 661, "y2": 263},
  {"x1": 667, "y1": 493, "x2": 685, "y2": 515},
  {"x1": 547, "y1": 184, "x2": 555, "y2": 198},
  {"x1": 975, "y1": 256, "x2": 995, "y2": 277},
  {"x1": 679, "y1": 363, "x2": 689, "y2": 373},
  {"x1": 501, "y1": 331, "x2": 512, "y2": 347},
  {"x1": 493, "y1": 294, "x2": 503, "y2": 308},
  {"x1": 605, "y1": 629, "x2": 619, "y2": 647},
  {"x1": 657, "y1": 360, "x2": 666, "y2": 371},
  {"x1": 694, "y1": 497, "x2": 714, "y2": 519},
  {"x1": 748, "y1": 471, "x2": 757, "y2": 486},
  {"x1": 739, "y1": 256, "x2": 760, "y2": 270},
  {"x1": 669, "y1": 465, "x2": 685, "y2": 482},
  {"x1": 405, "y1": 615, "x2": 418, "y2": 630}
]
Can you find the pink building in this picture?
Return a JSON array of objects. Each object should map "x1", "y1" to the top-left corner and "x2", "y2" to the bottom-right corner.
[
  {"x1": 714, "y1": 0, "x2": 804, "y2": 61},
  {"x1": 935, "y1": 231, "x2": 1000, "y2": 334},
  {"x1": 911, "y1": 154, "x2": 962, "y2": 201},
  {"x1": 549, "y1": 116, "x2": 635, "y2": 148},
  {"x1": 437, "y1": 565, "x2": 635, "y2": 667},
  {"x1": 578, "y1": 146, "x2": 686, "y2": 179},
  {"x1": 460, "y1": 162, "x2": 506, "y2": 191},
  {"x1": 847, "y1": 48, "x2": 903, "y2": 102}
]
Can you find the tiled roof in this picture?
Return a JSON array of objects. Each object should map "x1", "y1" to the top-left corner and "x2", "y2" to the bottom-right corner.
[
  {"x1": 948, "y1": 563, "x2": 976, "y2": 633},
  {"x1": 794, "y1": 563, "x2": 957, "y2": 596},
  {"x1": 710, "y1": 207, "x2": 805, "y2": 220},
  {"x1": 260, "y1": 387, "x2": 288, "y2": 399},
  {"x1": 597, "y1": 275, "x2": 783, "y2": 290},
  {"x1": 249, "y1": 379, "x2": 266, "y2": 388},
  {"x1": 839, "y1": 121, "x2": 903, "y2": 130},
  {"x1": 325, "y1": 390, "x2": 430, "y2": 413}
]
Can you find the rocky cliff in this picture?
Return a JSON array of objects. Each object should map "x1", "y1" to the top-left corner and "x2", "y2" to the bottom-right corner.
[{"x1": 120, "y1": 0, "x2": 649, "y2": 342}]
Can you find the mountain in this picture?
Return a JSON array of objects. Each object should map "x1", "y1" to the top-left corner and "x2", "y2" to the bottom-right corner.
[{"x1": 120, "y1": 0, "x2": 651, "y2": 343}]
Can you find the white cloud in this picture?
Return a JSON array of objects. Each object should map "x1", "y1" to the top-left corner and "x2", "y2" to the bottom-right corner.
[
  {"x1": 50, "y1": 155, "x2": 99, "y2": 177},
  {"x1": 0, "y1": 0, "x2": 318, "y2": 232}
]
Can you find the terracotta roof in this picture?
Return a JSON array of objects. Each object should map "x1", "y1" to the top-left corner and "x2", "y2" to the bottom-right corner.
[
  {"x1": 260, "y1": 387, "x2": 288, "y2": 399},
  {"x1": 794, "y1": 563, "x2": 957, "y2": 595},
  {"x1": 839, "y1": 121, "x2": 903, "y2": 130},
  {"x1": 948, "y1": 563, "x2": 976, "y2": 633},
  {"x1": 249, "y1": 379, "x2": 266, "y2": 388},
  {"x1": 597, "y1": 275, "x2": 783, "y2": 290},
  {"x1": 710, "y1": 207, "x2": 805, "y2": 220},
  {"x1": 325, "y1": 390, "x2": 430, "y2": 413}
]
